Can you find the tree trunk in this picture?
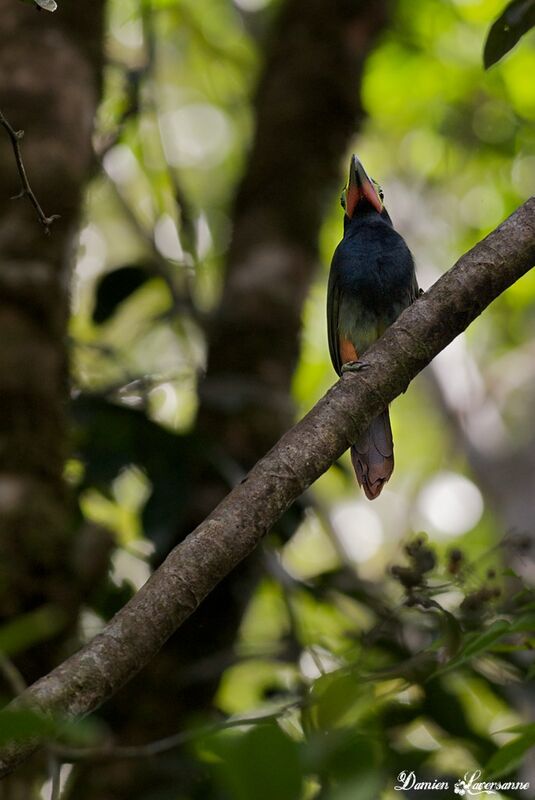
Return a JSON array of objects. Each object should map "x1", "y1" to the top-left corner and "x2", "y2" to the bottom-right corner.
[{"x1": 0, "y1": 2, "x2": 105, "y2": 795}]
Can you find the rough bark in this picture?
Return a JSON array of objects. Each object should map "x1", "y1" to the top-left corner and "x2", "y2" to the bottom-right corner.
[
  {"x1": 0, "y1": 196, "x2": 533, "y2": 778},
  {"x1": 0, "y1": 0, "x2": 105, "y2": 794},
  {"x1": 0, "y1": 0, "x2": 105, "y2": 647}
]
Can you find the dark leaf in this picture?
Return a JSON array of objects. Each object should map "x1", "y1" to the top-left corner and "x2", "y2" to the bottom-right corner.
[
  {"x1": 72, "y1": 394, "x2": 183, "y2": 488},
  {"x1": 328, "y1": 772, "x2": 384, "y2": 800},
  {"x1": 484, "y1": 0, "x2": 535, "y2": 68},
  {"x1": 92, "y1": 265, "x2": 152, "y2": 324},
  {"x1": 303, "y1": 728, "x2": 381, "y2": 783},
  {"x1": 204, "y1": 723, "x2": 303, "y2": 800},
  {"x1": 421, "y1": 679, "x2": 496, "y2": 762},
  {"x1": 71, "y1": 395, "x2": 198, "y2": 554},
  {"x1": 89, "y1": 579, "x2": 136, "y2": 622}
]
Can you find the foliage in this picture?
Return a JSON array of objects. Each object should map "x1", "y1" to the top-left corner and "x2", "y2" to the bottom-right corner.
[
  {"x1": 484, "y1": 0, "x2": 535, "y2": 68},
  {"x1": 4, "y1": 536, "x2": 533, "y2": 795}
]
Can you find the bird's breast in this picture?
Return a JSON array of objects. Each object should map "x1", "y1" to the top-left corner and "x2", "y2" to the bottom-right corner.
[{"x1": 335, "y1": 229, "x2": 413, "y2": 315}]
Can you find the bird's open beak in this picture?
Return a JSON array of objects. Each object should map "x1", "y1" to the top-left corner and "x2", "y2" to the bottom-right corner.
[{"x1": 345, "y1": 155, "x2": 383, "y2": 218}]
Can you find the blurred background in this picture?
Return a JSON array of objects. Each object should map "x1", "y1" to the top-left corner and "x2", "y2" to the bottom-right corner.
[{"x1": 0, "y1": 0, "x2": 534, "y2": 797}]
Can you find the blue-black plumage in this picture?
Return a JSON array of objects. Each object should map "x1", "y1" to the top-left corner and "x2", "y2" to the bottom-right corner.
[{"x1": 327, "y1": 155, "x2": 418, "y2": 499}]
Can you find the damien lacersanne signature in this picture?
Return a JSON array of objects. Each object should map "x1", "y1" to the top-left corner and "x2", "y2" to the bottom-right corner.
[{"x1": 394, "y1": 770, "x2": 530, "y2": 796}]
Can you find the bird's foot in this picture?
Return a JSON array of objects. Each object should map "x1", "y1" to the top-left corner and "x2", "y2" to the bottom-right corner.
[{"x1": 341, "y1": 360, "x2": 370, "y2": 374}]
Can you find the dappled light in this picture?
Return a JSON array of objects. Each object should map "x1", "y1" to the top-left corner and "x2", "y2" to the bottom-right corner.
[{"x1": 416, "y1": 472, "x2": 484, "y2": 538}]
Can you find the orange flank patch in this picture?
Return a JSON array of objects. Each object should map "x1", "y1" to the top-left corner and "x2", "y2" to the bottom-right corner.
[{"x1": 339, "y1": 337, "x2": 358, "y2": 365}]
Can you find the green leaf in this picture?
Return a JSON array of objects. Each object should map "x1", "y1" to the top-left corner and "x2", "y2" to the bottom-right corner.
[
  {"x1": 0, "y1": 606, "x2": 65, "y2": 657},
  {"x1": 0, "y1": 708, "x2": 100, "y2": 747},
  {"x1": 205, "y1": 723, "x2": 303, "y2": 800},
  {"x1": 460, "y1": 620, "x2": 511, "y2": 659},
  {"x1": 509, "y1": 611, "x2": 535, "y2": 633},
  {"x1": 484, "y1": 0, "x2": 535, "y2": 69},
  {"x1": 311, "y1": 673, "x2": 370, "y2": 730},
  {"x1": 501, "y1": 568, "x2": 519, "y2": 578},
  {"x1": 484, "y1": 728, "x2": 535, "y2": 778},
  {"x1": 433, "y1": 614, "x2": 535, "y2": 677},
  {"x1": 328, "y1": 772, "x2": 384, "y2": 800},
  {"x1": 0, "y1": 708, "x2": 56, "y2": 744},
  {"x1": 493, "y1": 723, "x2": 535, "y2": 736},
  {"x1": 304, "y1": 728, "x2": 381, "y2": 783},
  {"x1": 432, "y1": 619, "x2": 517, "y2": 678}
]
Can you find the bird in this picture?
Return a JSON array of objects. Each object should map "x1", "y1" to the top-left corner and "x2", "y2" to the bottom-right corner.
[{"x1": 327, "y1": 154, "x2": 419, "y2": 500}]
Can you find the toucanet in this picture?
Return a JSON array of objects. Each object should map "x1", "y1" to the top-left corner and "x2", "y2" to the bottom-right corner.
[{"x1": 327, "y1": 155, "x2": 419, "y2": 499}]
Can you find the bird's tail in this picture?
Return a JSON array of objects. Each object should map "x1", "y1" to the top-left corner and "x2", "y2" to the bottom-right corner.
[{"x1": 351, "y1": 409, "x2": 394, "y2": 500}]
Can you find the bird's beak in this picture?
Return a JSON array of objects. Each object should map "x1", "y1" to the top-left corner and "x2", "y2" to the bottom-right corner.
[{"x1": 345, "y1": 155, "x2": 383, "y2": 218}]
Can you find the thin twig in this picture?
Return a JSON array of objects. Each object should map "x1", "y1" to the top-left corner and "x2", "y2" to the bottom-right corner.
[
  {"x1": 51, "y1": 702, "x2": 300, "y2": 763},
  {"x1": 0, "y1": 108, "x2": 60, "y2": 233}
]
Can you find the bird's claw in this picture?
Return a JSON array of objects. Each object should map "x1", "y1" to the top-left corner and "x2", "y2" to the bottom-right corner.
[{"x1": 341, "y1": 360, "x2": 370, "y2": 374}]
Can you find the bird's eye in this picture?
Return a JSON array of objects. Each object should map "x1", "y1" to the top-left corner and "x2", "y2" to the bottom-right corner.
[
  {"x1": 378, "y1": 186, "x2": 384, "y2": 201},
  {"x1": 340, "y1": 190, "x2": 346, "y2": 210}
]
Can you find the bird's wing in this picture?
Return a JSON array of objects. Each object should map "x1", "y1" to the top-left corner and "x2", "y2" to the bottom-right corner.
[
  {"x1": 327, "y1": 268, "x2": 343, "y2": 376},
  {"x1": 389, "y1": 244, "x2": 419, "y2": 314}
]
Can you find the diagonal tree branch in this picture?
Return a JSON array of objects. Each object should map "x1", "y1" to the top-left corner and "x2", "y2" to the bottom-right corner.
[{"x1": 0, "y1": 197, "x2": 534, "y2": 777}]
